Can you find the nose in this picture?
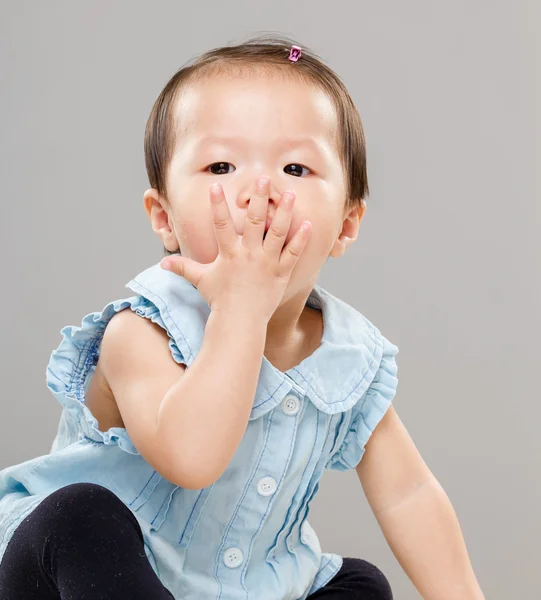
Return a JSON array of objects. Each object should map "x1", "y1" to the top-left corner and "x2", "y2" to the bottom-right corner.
[
  {"x1": 228, "y1": 176, "x2": 286, "y2": 236},
  {"x1": 234, "y1": 175, "x2": 282, "y2": 210}
]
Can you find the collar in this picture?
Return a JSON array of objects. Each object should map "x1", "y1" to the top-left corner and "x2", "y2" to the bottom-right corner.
[{"x1": 126, "y1": 262, "x2": 385, "y2": 420}]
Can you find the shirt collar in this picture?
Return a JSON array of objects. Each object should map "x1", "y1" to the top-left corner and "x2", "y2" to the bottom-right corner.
[{"x1": 126, "y1": 262, "x2": 385, "y2": 420}]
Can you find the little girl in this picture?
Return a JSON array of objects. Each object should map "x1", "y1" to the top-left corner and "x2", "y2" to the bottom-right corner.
[{"x1": 0, "y1": 34, "x2": 485, "y2": 600}]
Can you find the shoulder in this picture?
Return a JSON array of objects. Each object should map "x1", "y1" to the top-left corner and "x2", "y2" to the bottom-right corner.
[
  {"x1": 99, "y1": 307, "x2": 185, "y2": 387},
  {"x1": 103, "y1": 305, "x2": 171, "y2": 347}
]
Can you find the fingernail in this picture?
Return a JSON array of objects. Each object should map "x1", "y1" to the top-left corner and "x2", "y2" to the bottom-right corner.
[
  {"x1": 160, "y1": 258, "x2": 171, "y2": 270},
  {"x1": 283, "y1": 191, "x2": 295, "y2": 206},
  {"x1": 257, "y1": 176, "x2": 270, "y2": 188}
]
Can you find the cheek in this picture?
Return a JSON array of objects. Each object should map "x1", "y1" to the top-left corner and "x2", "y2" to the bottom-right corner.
[
  {"x1": 178, "y1": 218, "x2": 219, "y2": 264},
  {"x1": 288, "y1": 212, "x2": 337, "y2": 256}
]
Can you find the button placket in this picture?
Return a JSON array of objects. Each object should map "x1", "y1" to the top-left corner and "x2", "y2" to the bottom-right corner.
[{"x1": 217, "y1": 393, "x2": 302, "y2": 582}]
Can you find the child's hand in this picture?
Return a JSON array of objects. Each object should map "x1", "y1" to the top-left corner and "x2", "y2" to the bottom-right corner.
[{"x1": 160, "y1": 176, "x2": 312, "y2": 323}]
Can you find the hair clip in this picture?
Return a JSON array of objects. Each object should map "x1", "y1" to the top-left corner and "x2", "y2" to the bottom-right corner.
[{"x1": 288, "y1": 45, "x2": 302, "y2": 63}]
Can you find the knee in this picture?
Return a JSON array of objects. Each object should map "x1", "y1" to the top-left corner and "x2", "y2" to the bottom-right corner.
[
  {"x1": 8, "y1": 483, "x2": 124, "y2": 548},
  {"x1": 35, "y1": 483, "x2": 128, "y2": 530},
  {"x1": 45, "y1": 482, "x2": 120, "y2": 510},
  {"x1": 343, "y1": 557, "x2": 393, "y2": 600}
]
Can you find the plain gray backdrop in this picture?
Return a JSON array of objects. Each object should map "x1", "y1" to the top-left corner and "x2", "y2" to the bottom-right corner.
[{"x1": 1, "y1": 1, "x2": 539, "y2": 598}]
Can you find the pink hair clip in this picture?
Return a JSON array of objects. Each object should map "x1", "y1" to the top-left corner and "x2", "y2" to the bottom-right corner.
[{"x1": 288, "y1": 45, "x2": 302, "y2": 63}]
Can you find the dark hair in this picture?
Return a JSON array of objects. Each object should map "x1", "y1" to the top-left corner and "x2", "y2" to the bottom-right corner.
[{"x1": 144, "y1": 32, "x2": 369, "y2": 257}]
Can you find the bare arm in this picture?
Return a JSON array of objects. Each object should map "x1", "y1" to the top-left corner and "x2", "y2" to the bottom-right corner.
[
  {"x1": 100, "y1": 307, "x2": 267, "y2": 490},
  {"x1": 156, "y1": 309, "x2": 267, "y2": 488},
  {"x1": 356, "y1": 406, "x2": 485, "y2": 600},
  {"x1": 372, "y1": 476, "x2": 485, "y2": 600}
]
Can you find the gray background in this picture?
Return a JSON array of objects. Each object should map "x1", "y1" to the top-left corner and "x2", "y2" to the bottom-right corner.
[{"x1": 1, "y1": 1, "x2": 539, "y2": 598}]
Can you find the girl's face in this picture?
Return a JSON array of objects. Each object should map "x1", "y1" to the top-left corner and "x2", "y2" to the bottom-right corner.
[{"x1": 146, "y1": 74, "x2": 361, "y2": 297}]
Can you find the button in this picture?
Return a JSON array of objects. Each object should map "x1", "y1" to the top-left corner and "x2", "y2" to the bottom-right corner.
[
  {"x1": 257, "y1": 476, "x2": 277, "y2": 496},
  {"x1": 281, "y1": 394, "x2": 300, "y2": 416},
  {"x1": 223, "y1": 547, "x2": 243, "y2": 568}
]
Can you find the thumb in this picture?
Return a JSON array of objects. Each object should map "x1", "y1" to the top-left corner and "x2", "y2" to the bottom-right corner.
[{"x1": 160, "y1": 255, "x2": 202, "y2": 288}]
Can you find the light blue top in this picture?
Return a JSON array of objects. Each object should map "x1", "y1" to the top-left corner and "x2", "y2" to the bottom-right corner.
[{"x1": 0, "y1": 260, "x2": 399, "y2": 600}]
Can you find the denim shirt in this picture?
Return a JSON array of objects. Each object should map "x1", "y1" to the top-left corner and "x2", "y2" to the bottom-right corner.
[{"x1": 0, "y1": 261, "x2": 399, "y2": 600}]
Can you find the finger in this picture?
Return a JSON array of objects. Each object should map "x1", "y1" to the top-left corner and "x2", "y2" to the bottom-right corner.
[
  {"x1": 210, "y1": 183, "x2": 237, "y2": 256},
  {"x1": 242, "y1": 176, "x2": 270, "y2": 249},
  {"x1": 160, "y1": 255, "x2": 203, "y2": 288},
  {"x1": 263, "y1": 190, "x2": 295, "y2": 257},
  {"x1": 278, "y1": 220, "x2": 311, "y2": 275}
]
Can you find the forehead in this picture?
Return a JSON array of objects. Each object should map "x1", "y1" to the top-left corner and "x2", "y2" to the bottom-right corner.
[{"x1": 174, "y1": 74, "x2": 339, "y2": 155}]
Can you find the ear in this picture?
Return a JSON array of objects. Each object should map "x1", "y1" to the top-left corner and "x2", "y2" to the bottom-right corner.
[
  {"x1": 143, "y1": 188, "x2": 180, "y2": 253},
  {"x1": 329, "y1": 200, "x2": 366, "y2": 258}
]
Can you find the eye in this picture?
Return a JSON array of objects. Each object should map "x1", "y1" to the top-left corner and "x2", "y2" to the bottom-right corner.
[
  {"x1": 205, "y1": 162, "x2": 235, "y2": 175},
  {"x1": 284, "y1": 163, "x2": 312, "y2": 178},
  {"x1": 204, "y1": 162, "x2": 313, "y2": 177}
]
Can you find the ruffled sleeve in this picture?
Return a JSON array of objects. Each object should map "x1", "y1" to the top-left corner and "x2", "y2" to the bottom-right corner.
[
  {"x1": 46, "y1": 295, "x2": 186, "y2": 454},
  {"x1": 325, "y1": 335, "x2": 399, "y2": 471}
]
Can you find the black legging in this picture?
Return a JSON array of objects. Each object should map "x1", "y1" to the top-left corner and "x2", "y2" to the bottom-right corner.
[{"x1": 0, "y1": 483, "x2": 393, "y2": 599}]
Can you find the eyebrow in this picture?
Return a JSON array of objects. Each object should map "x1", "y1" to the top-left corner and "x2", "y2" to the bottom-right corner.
[{"x1": 191, "y1": 135, "x2": 328, "y2": 157}]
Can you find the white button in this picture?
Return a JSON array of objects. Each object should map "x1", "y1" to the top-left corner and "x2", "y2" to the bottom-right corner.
[
  {"x1": 223, "y1": 547, "x2": 243, "y2": 568},
  {"x1": 257, "y1": 476, "x2": 277, "y2": 496},
  {"x1": 281, "y1": 394, "x2": 300, "y2": 415}
]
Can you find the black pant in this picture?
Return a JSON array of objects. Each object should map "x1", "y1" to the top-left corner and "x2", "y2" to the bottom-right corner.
[{"x1": 0, "y1": 483, "x2": 392, "y2": 599}]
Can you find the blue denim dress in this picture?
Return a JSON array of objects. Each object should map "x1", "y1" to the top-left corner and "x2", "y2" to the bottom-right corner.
[{"x1": 0, "y1": 260, "x2": 399, "y2": 600}]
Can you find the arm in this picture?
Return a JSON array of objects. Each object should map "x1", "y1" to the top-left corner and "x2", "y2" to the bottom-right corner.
[
  {"x1": 356, "y1": 406, "x2": 485, "y2": 600},
  {"x1": 101, "y1": 307, "x2": 266, "y2": 490},
  {"x1": 157, "y1": 309, "x2": 267, "y2": 487}
]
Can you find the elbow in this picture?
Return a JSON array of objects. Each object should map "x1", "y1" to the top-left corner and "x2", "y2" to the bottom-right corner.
[
  {"x1": 169, "y1": 453, "x2": 224, "y2": 490},
  {"x1": 155, "y1": 424, "x2": 226, "y2": 489},
  {"x1": 172, "y1": 469, "x2": 218, "y2": 490}
]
